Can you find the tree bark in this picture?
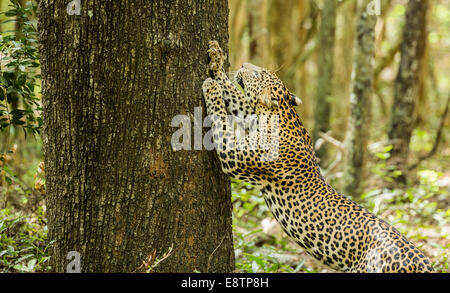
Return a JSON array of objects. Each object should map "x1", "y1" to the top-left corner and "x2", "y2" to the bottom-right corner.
[
  {"x1": 312, "y1": 0, "x2": 337, "y2": 166},
  {"x1": 387, "y1": 0, "x2": 429, "y2": 183},
  {"x1": 342, "y1": 0, "x2": 376, "y2": 197},
  {"x1": 38, "y1": 0, "x2": 234, "y2": 273}
]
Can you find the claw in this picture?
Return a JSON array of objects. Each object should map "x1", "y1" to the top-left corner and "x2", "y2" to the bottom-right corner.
[{"x1": 209, "y1": 40, "x2": 219, "y2": 48}]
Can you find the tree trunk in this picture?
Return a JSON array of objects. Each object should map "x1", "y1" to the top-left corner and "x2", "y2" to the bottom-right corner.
[
  {"x1": 342, "y1": 0, "x2": 377, "y2": 197},
  {"x1": 15, "y1": 0, "x2": 27, "y2": 40},
  {"x1": 247, "y1": 0, "x2": 268, "y2": 65},
  {"x1": 268, "y1": 0, "x2": 294, "y2": 72},
  {"x1": 334, "y1": 0, "x2": 357, "y2": 140},
  {"x1": 38, "y1": 0, "x2": 234, "y2": 273},
  {"x1": 312, "y1": 0, "x2": 337, "y2": 166},
  {"x1": 387, "y1": 0, "x2": 429, "y2": 183}
]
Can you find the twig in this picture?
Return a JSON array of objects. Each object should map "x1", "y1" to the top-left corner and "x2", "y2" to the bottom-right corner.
[
  {"x1": 206, "y1": 235, "x2": 226, "y2": 273},
  {"x1": 374, "y1": 39, "x2": 401, "y2": 78},
  {"x1": 316, "y1": 131, "x2": 345, "y2": 151},
  {"x1": 322, "y1": 150, "x2": 343, "y2": 179},
  {"x1": 136, "y1": 244, "x2": 174, "y2": 273},
  {"x1": 314, "y1": 132, "x2": 345, "y2": 179}
]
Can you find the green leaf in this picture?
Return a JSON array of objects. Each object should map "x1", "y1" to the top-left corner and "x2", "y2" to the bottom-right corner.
[
  {"x1": 27, "y1": 259, "x2": 37, "y2": 271},
  {"x1": 4, "y1": 175, "x2": 12, "y2": 185},
  {"x1": 4, "y1": 10, "x2": 19, "y2": 17},
  {"x1": 376, "y1": 152, "x2": 390, "y2": 160},
  {"x1": 245, "y1": 253, "x2": 265, "y2": 269},
  {"x1": 16, "y1": 254, "x2": 34, "y2": 263},
  {"x1": 383, "y1": 145, "x2": 393, "y2": 153},
  {"x1": 407, "y1": 190, "x2": 415, "y2": 202}
]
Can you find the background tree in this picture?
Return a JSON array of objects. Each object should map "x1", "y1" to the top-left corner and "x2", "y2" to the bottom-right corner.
[
  {"x1": 312, "y1": 0, "x2": 337, "y2": 165},
  {"x1": 342, "y1": 0, "x2": 377, "y2": 197},
  {"x1": 38, "y1": 0, "x2": 234, "y2": 272},
  {"x1": 387, "y1": 0, "x2": 429, "y2": 183},
  {"x1": 333, "y1": 0, "x2": 356, "y2": 138},
  {"x1": 247, "y1": 0, "x2": 268, "y2": 64},
  {"x1": 267, "y1": 0, "x2": 294, "y2": 72}
]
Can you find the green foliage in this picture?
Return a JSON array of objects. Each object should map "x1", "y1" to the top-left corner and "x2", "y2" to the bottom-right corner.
[
  {"x1": 233, "y1": 227, "x2": 316, "y2": 273},
  {"x1": 362, "y1": 170, "x2": 449, "y2": 223},
  {"x1": 1, "y1": 0, "x2": 41, "y2": 188},
  {"x1": 0, "y1": 0, "x2": 41, "y2": 136},
  {"x1": 0, "y1": 208, "x2": 51, "y2": 272},
  {"x1": 0, "y1": 0, "x2": 46, "y2": 266},
  {"x1": 232, "y1": 179, "x2": 268, "y2": 222},
  {"x1": 410, "y1": 129, "x2": 434, "y2": 153},
  {"x1": 362, "y1": 167, "x2": 449, "y2": 272},
  {"x1": 371, "y1": 145, "x2": 403, "y2": 183}
]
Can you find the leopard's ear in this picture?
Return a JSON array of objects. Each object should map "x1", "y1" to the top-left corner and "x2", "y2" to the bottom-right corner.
[
  {"x1": 259, "y1": 88, "x2": 279, "y2": 109},
  {"x1": 289, "y1": 93, "x2": 302, "y2": 106}
]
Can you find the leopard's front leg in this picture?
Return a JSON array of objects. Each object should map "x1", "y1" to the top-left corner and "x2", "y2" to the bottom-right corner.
[
  {"x1": 202, "y1": 78, "x2": 272, "y2": 185},
  {"x1": 207, "y1": 41, "x2": 253, "y2": 118},
  {"x1": 202, "y1": 78, "x2": 231, "y2": 154}
]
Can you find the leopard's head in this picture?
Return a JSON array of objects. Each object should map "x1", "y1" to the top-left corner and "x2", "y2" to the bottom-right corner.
[{"x1": 235, "y1": 63, "x2": 302, "y2": 113}]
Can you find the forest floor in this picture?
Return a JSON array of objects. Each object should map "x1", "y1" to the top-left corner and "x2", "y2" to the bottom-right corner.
[{"x1": 0, "y1": 139, "x2": 449, "y2": 273}]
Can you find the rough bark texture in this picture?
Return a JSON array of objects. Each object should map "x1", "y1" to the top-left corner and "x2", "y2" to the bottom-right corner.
[
  {"x1": 38, "y1": 0, "x2": 234, "y2": 273},
  {"x1": 343, "y1": 0, "x2": 376, "y2": 197},
  {"x1": 387, "y1": 0, "x2": 429, "y2": 183},
  {"x1": 312, "y1": 0, "x2": 337, "y2": 165}
]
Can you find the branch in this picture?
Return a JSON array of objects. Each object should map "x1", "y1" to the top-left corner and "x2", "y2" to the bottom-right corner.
[
  {"x1": 409, "y1": 91, "x2": 450, "y2": 170},
  {"x1": 374, "y1": 39, "x2": 402, "y2": 78},
  {"x1": 322, "y1": 150, "x2": 343, "y2": 179},
  {"x1": 315, "y1": 132, "x2": 345, "y2": 179},
  {"x1": 315, "y1": 131, "x2": 345, "y2": 151}
]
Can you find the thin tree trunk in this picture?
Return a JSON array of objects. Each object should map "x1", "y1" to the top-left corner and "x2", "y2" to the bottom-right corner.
[
  {"x1": 342, "y1": 0, "x2": 377, "y2": 197},
  {"x1": 292, "y1": 1, "x2": 318, "y2": 128},
  {"x1": 268, "y1": 0, "x2": 294, "y2": 71},
  {"x1": 312, "y1": 0, "x2": 337, "y2": 166},
  {"x1": 15, "y1": 0, "x2": 26, "y2": 39},
  {"x1": 38, "y1": 0, "x2": 234, "y2": 273},
  {"x1": 387, "y1": 0, "x2": 429, "y2": 183},
  {"x1": 247, "y1": 0, "x2": 267, "y2": 64},
  {"x1": 333, "y1": 0, "x2": 356, "y2": 140}
]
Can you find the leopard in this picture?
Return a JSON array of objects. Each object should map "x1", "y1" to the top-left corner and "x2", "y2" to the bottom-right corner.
[{"x1": 201, "y1": 40, "x2": 434, "y2": 273}]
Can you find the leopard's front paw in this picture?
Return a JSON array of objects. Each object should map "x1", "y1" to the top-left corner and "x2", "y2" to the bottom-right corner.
[{"x1": 208, "y1": 40, "x2": 226, "y2": 73}]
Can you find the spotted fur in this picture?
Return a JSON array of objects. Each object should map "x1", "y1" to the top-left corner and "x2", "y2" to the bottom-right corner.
[{"x1": 202, "y1": 41, "x2": 434, "y2": 273}]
